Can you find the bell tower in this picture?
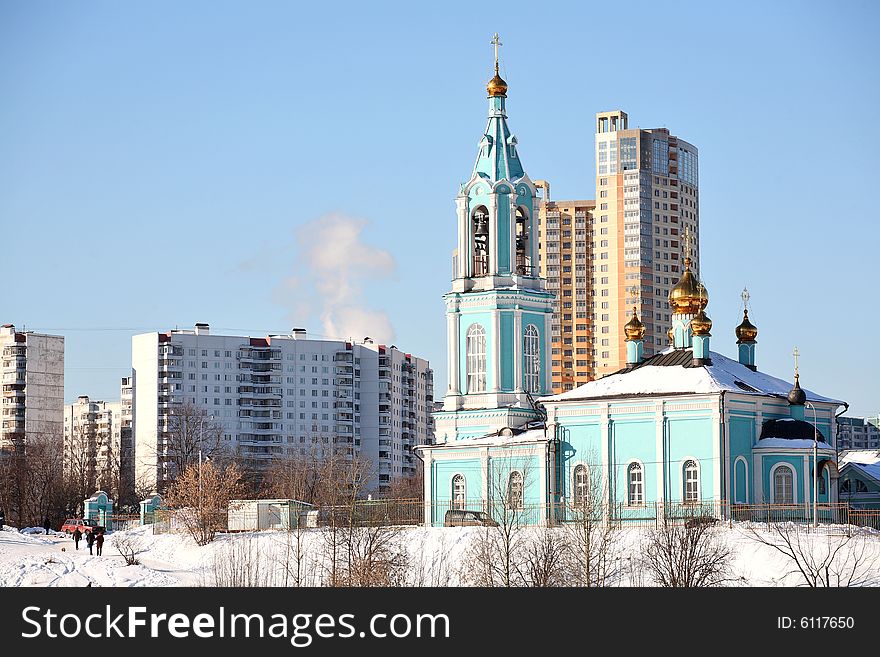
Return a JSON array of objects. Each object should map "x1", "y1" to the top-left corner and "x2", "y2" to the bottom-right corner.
[{"x1": 434, "y1": 35, "x2": 555, "y2": 443}]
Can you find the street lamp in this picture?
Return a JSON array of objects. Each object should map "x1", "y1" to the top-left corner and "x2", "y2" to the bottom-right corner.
[{"x1": 805, "y1": 401, "x2": 818, "y2": 528}]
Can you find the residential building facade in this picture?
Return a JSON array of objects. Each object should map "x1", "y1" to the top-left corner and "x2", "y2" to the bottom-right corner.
[
  {"x1": 592, "y1": 110, "x2": 700, "y2": 377},
  {"x1": 837, "y1": 416, "x2": 880, "y2": 451},
  {"x1": 132, "y1": 324, "x2": 432, "y2": 493},
  {"x1": 1, "y1": 324, "x2": 64, "y2": 451},
  {"x1": 63, "y1": 396, "x2": 123, "y2": 499}
]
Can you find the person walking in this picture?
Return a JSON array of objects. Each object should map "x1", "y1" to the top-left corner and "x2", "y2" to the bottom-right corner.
[
  {"x1": 86, "y1": 530, "x2": 95, "y2": 555},
  {"x1": 95, "y1": 531, "x2": 104, "y2": 556},
  {"x1": 43, "y1": 517, "x2": 51, "y2": 535},
  {"x1": 73, "y1": 527, "x2": 82, "y2": 550}
]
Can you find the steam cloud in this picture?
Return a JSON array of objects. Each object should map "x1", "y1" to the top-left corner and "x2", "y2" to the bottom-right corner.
[{"x1": 274, "y1": 213, "x2": 396, "y2": 343}]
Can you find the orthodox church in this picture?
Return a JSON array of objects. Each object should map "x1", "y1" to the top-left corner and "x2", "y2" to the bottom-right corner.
[{"x1": 417, "y1": 44, "x2": 846, "y2": 526}]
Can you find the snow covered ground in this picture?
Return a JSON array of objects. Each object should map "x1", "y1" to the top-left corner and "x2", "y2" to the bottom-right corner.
[{"x1": 2, "y1": 521, "x2": 879, "y2": 587}]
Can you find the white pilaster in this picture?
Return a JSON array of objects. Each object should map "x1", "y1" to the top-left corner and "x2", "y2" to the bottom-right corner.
[
  {"x1": 491, "y1": 311, "x2": 501, "y2": 392},
  {"x1": 481, "y1": 452, "x2": 490, "y2": 506},
  {"x1": 488, "y1": 195, "x2": 498, "y2": 277},
  {"x1": 513, "y1": 309, "x2": 523, "y2": 392},
  {"x1": 712, "y1": 403, "x2": 722, "y2": 502},
  {"x1": 655, "y1": 401, "x2": 665, "y2": 504},
  {"x1": 456, "y1": 197, "x2": 468, "y2": 279},
  {"x1": 447, "y1": 305, "x2": 460, "y2": 395}
]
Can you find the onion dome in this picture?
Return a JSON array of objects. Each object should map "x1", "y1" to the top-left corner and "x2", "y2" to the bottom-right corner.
[
  {"x1": 624, "y1": 307, "x2": 645, "y2": 341},
  {"x1": 487, "y1": 63, "x2": 508, "y2": 97},
  {"x1": 668, "y1": 257, "x2": 707, "y2": 314},
  {"x1": 735, "y1": 309, "x2": 758, "y2": 343},
  {"x1": 690, "y1": 309, "x2": 712, "y2": 336},
  {"x1": 787, "y1": 374, "x2": 806, "y2": 406}
]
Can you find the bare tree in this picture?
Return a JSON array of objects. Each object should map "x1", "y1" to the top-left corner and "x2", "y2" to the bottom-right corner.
[
  {"x1": 63, "y1": 424, "x2": 97, "y2": 514},
  {"x1": 0, "y1": 436, "x2": 68, "y2": 527},
  {"x1": 642, "y1": 518, "x2": 733, "y2": 587},
  {"x1": 561, "y1": 459, "x2": 619, "y2": 586},
  {"x1": 520, "y1": 528, "x2": 570, "y2": 587},
  {"x1": 165, "y1": 460, "x2": 246, "y2": 545},
  {"x1": 744, "y1": 522, "x2": 880, "y2": 587},
  {"x1": 164, "y1": 402, "x2": 225, "y2": 484},
  {"x1": 462, "y1": 459, "x2": 533, "y2": 587}
]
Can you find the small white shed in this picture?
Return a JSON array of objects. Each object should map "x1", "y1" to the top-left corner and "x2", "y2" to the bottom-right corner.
[{"x1": 227, "y1": 499, "x2": 313, "y2": 531}]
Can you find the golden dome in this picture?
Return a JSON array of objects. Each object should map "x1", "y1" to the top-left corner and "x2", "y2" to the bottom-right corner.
[
  {"x1": 668, "y1": 257, "x2": 707, "y2": 314},
  {"x1": 690, "y1": 309, "x2": 712, "y2": 336},
  {"x1": 624, "y1": 307, "x2": 645, "y2": 341},
  {"x1": 735, "y1": 309, "x2": 758, "y2": 343},
  {"x1": 487, "y1": 64, "x2": 508, "y2": 97}
]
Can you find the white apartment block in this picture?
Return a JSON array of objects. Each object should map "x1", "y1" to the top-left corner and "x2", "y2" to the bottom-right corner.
[
  {"x1": 63, "y1": 396, "x2": 123, "y2": 496},
  {"x1": 837, "y1": 416, "x2": 880, "y2": 451},
  {"x1": 1, "y1": 324, "x2": 64, "y2": 451},
  {"x1": 132, "y1": 324, "x2": 433, "y2": 493}
]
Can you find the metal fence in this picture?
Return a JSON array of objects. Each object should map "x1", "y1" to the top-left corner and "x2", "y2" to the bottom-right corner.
[{"x1": 143, "y1": 499, "x2": 880, "y2": 534}]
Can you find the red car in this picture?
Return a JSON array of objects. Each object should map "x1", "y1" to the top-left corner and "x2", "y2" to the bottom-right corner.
[{"x1": 60, "y1": 518, "x2": 104, "y2": 535}]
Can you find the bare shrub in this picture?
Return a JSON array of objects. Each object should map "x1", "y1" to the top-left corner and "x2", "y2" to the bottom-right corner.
[
  {"x1": 208, "y1": 536, "x2": 281, "y2": 586},
  {"x1": 642, "y1": 519, "x2": 732, "y2": 587},
  {"x1": 114, "y1": 533, "x2": 144, "y2": 566},
  {"x1": 744, "y1": 522, "x2": 880, "y2": 587},
  {"x1": 520, "y1": 528, "x2": 570, "y2": 587}
]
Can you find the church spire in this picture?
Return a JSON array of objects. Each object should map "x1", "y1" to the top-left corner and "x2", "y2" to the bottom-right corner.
[{"x1": 471, "y1": 33, "x2": 524, "y2": 183}]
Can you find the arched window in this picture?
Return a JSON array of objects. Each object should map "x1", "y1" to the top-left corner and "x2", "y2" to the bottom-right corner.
[
  {"x1": 515, "y1": 207, "x2": 530, "y2": 275},
  {"x1": 818, "y1": 473, "x2": 826, "y2": 495},
  {"x1": 471, "y1": 206, "x2": 490, "y2": 276},
  {"x1": 507, "y1": 471, "x2": 523, "y2": 510},
  {"x1": 452, "y1": 474, "x2": 466, "y2": 510},
  {"x1": 841, "y1": 479, "x2": 851, "y2": 493},
  {"x1": 773, "y1": 465, "x2": 794, "y2": 504},
  {"x1": 523, "y1": 324, "x2": 540, "y2": 393},
  {"x1": 627, "y1": 462, "x2": 643, "y2": 506},
  {"x1": 573, "y1": 464, "x2": 588, "y2": 507},
  {"x1": 683, "y1": 460, "x2": 699, "y2": 502},
  {"x1": 857, "y1": 480, "x2": 868, "y2": 493},
  {"x1": 466, "y1": 325, "x2": 487, "y2": 393}
]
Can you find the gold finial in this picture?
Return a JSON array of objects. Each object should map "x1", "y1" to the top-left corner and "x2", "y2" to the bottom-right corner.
[
  {"x1": 624, "y1": 306, "x2": 645, "y2": 341},
  {"x1": 793, "y1": 346, "x2": 800, "y2": 378},
  {"x1": 683, "y1": 225, "x2": 692, "y2": 269},
  {"x1": 487, "y1": 33, "x2": 508, "y2": 97}
]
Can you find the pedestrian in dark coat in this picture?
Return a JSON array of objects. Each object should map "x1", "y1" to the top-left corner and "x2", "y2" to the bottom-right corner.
[
  {"x1": 73, "y1": 528, "x2": 82, "y2": 550},
  {"x1": 86, "y1": 530, "x2": 95, "y2": 555},
  {"x1": 95, "y1": 532, "x2": 104, "y2": 556},
  {"x1": 43, "y1": 517, "x2": 51, "y2": 535}
]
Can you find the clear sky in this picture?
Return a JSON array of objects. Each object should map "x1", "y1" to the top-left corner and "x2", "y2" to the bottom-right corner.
[{"x1": 2, "y1": 1, "x2": 878, "y2": 418}]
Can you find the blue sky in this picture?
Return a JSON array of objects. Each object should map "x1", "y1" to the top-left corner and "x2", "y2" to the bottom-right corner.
[{"x1": 2, "y1": 1, "x2": 878, "y2": 418}]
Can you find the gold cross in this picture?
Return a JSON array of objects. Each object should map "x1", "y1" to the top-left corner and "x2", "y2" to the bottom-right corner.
[
  {"x1": 491, "y1": 33, "x2": 502, "y2": 71},
  {"x1": 684, "y1": 225, "x2": 691, "y2": 261},
  {"x1": 792, "y1": 346, "x2": 800, "y2": 376}
]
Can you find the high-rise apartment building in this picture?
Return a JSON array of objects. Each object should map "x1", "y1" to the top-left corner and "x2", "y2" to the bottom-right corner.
[
  {"x1": 1, "y1": 324, "x2": 64, "y2": 451},
  {"x1": 837, "y1": 416, "x2": 880, "y2": 451},
  {"x1": 593, "y1": 110, "x2": 700, "y2": 376},
  {"x1": 132, "y1": 324, "x2": 433, "y2": 493},
  {"x1": 120, "y1": 375, "x2": 134, "y2": 501},
  {"x1": 63, "y1": 396, "x2": 124, "y2": 498},
  {"x1": 535, "y1": 182, "x2": 598, "y2": 391}
]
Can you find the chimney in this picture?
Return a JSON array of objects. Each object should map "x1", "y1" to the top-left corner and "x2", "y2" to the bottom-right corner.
[
  {"x1": 194, "y1": 322, "x2": 210, "y2": 335},
  {"x1": 291, "y1": 328, "x2": 307, "y2": 340}
]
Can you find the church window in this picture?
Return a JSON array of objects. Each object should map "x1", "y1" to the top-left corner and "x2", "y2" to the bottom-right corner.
[
  {"x1": 683, "y1": 460, "x2": 699, "y2": 502},
  {"x1": 515, "y1": 207, "x2": 531, "y2": 275},
  {"x1": 627, "y1": 462, "x2": 643, "y2": 506},
  {"x1": 466, "y1": 325, "x2": 487, "y2": 393},
  {"x1": 818, "y1": 474, "x2": 826, "y2": 495},
  {"x1": 523, "y1": 325, "x2": 540, "y2": 393},
  {"x1": 773, "y1": 465, "x2": 794, "y2": 504},
  {"x1": 507, "y1": 471, "x2": 523, "y2": 510},
  {"x1": 452, "y1": 474, "x2": 466, "y2": 509},
  {"x1": 573, "y1": 465, "x2": 588, "y2": 507}
]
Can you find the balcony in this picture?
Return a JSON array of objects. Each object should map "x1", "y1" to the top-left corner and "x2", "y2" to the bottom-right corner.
[{"x1": 334, "y1": 352, "x2": 353, "y2": 363}]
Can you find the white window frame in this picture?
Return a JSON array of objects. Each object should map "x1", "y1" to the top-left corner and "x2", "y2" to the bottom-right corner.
[
  {"x1": 452, "y1": 474, "x2": 466, "y2": 510},
  {"x1": 627, "y1": 461, "x2": 644, "y2": 506},
  {"x1": 507, "y1": 470, "x2": 524, "y2": 511},
  {"x1": 573, "y1": 464, "x2": 589, "y2": 507},
  {"x1": 466, "y1": 324, "x2": 487, "y2": 393},
  {"x1": 523, "y1": 324, "x2": 540, "y2": 393},
  {"x1": 683, "y1": 459, "x2": 699, "y2": 503},
  {"x1": 771, "y1": 463, "x2": 796, "y2": 505},
  {"x1": 733, "y1": 456, "x2": 749, "y2": 504}
]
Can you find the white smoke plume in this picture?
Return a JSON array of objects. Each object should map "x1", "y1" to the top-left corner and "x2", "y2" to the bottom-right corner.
[{"x1": 274, "y1": 213, "x2": 396, "y2": 343}]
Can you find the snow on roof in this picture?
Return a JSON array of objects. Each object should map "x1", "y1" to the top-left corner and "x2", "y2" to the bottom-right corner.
[
  {"x1": 753, "y1": 438, "x2": 832, "y2": 450},
  {"x1": 422, "y1": 427, "x2": 548, "y2": 449},
  {"x1": 541, "y1": 348, "x2": 844, "y2": 405},
  {"x1": 839, "y1": 450, "x2": 880, "y2": 484}
]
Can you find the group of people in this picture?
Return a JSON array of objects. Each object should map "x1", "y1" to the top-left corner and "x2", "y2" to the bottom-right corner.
[{"x1": 71, "y1": 527, "x2": 104, "y2": 555}]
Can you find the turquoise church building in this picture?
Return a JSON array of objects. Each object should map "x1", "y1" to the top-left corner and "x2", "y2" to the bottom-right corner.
[{"x1": 417, "y1": 47, "x2": 848, "y2": 527}]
